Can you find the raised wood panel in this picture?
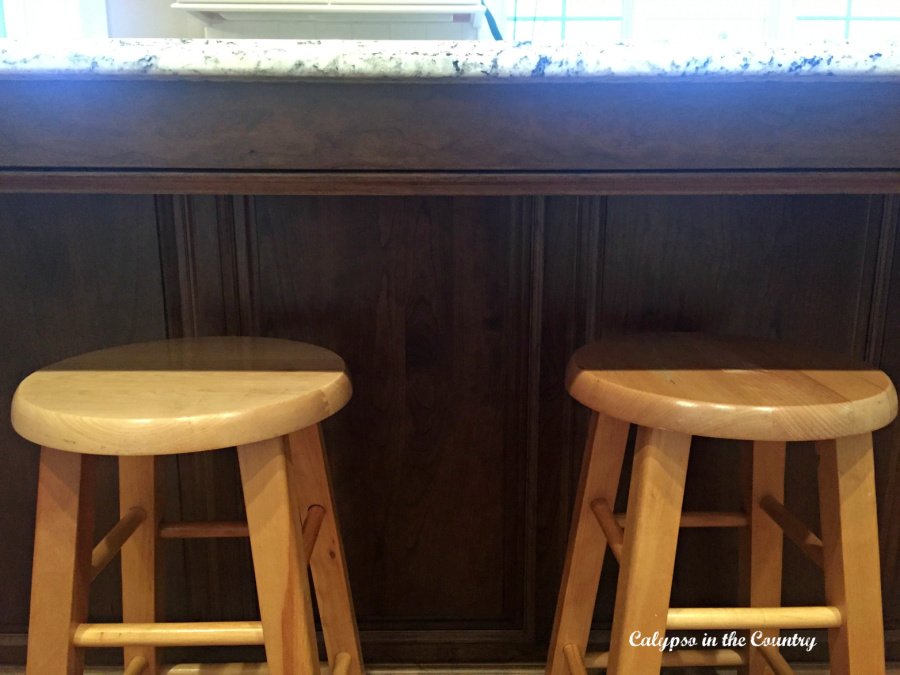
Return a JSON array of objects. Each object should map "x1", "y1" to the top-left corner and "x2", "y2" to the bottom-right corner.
[
  {"x1": 1, "y1": 191, "x2": 899, "y2": 668},
  {"x1": 249, "y1": 196, "x2": 536, "y2": 631},
  {"x1": 0, "y1": 194, "x2": 166, "y2": 636},
  {"x1": 874, "y1": 196, "x2": 900, "y2": 650},
  {"x1": 0, "y1": 80, "x2": 898, "y2": 171}
]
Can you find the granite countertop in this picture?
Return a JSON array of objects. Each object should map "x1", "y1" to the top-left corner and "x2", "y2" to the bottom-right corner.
[{"x1": 0, "y1": 38, "x2": 897, "y2": 81}]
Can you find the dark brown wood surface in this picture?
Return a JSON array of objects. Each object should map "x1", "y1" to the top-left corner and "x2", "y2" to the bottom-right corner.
[
  {"x1": 1, "y1": 191, "x2": 899, "y2": 666},
  {"x1": 0, "y1": 80, "x2": 898, "y2": 172},
  {"x1": 1, "y1": 74, "x2": 899, "y2": 667}
]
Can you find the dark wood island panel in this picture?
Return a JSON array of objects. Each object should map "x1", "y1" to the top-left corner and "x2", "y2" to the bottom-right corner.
[
  {"x1": 0, "y1": 74, "x2": 899, "y2": 667},
  {"x1": 1, "y1": 79, "x2": 899, "y2": 173}
]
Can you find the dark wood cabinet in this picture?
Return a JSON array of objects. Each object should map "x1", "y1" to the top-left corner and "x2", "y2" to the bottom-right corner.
[{"x1": 0, "y1": 76, "x2": 898, "y2": 666}]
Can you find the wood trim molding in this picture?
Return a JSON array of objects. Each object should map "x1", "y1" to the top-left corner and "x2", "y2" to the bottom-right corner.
[
  {"x1": 1, "y1": 80, "x2": 898, "y2": 172},
  {"x1": 2, "y1": 171, "x2": 899, "y2": 196}
]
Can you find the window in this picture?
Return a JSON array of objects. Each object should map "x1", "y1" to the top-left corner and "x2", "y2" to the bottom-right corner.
[
  {"x1": 794, "y1": 0, "x2": 900, "y2": 41},
  {"x1": 0, "y1": 0, "x2": 108, "y2": 38},
  {"x1": 505, "y1": 0, "x2": 900, "y2": 41}
]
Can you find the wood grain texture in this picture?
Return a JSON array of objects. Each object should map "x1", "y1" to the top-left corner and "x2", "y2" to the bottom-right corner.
[
  {"x1": 154, "y1": 194, "x2": 259, "y2": 631},
  {"x1": 119, "y1": 457, "x2": 162, "y2": 674},
  {"x1": 0, "y1": 194, "x2": 166, "y2": 646},
  {"x1": 3, "y1": 190, "x2": 900, "y2": 666},
  {"x1": 0, "y1": 81, "x2": 898, "y2": 171},
  {"x1": 11, "y1": 337, "x2": 352, "y2": 456},
  {"x1": 740, "y1": 442, "x2": 787, "y2": 675},
  {"x1": 606, "y1": 427, "x2": 691, "y2": 674},
  {"x1": 251, "y1": 195, "x2": 533, "y2": 632},
  {"x1": 0, "y1": 170, "x2": 898, "y2": 196},
  {"x1": 238, "y1": 437, "x2": 321, "y2": 675},
  {"x1": 818, "y1": 434, "x2": 886, "y2": 674},
  {"x1": 287, "y1": 425, "x2": 364, "y2": 675},
  {"x1": 25, "y1": 448, "x2": 95, "y2": 675},
  {"x1": 566, "y1": 333, "x2": 897, "y2": 441},
  {"x1": 545, "y1": 413, "x2": 629, "y2": 675}
]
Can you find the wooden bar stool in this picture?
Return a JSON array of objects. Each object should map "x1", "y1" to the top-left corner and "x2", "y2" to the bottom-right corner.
[
  {"x1": 12, "y1": 337, "x2": 364, "y2": 675},
  {"x1": 546, "y1": 333, "x2": 897, "y2": 675}
]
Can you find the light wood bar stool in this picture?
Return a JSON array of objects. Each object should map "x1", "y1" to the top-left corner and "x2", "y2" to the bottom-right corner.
[
  {"x1": 12, "y1": 336, "x2": 364, "y2": 675},
  {"x1": 546, "y1": 333, "x2": 897, "y2": 675}
]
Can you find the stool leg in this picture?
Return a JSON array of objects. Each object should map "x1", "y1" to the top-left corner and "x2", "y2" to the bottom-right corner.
[
  {"x1": 546, "y1": 412, "x2": 630, "y2": 675},
  {"x1": 607, "y1": 426, "x2": 691, "y2": 675},
  {"x1": 119, "y1": 456, "x2": 162, "y2": 674},
  {"x1": 26, "y1": 447, "x2": 96, "y2": 675},
  {"x1": 817, "y1": 433, "x2": 885, "y2": 674},
  {"x1": 288, "y1": 425, "x2": 365, "y2": 675},
  {"x1": 741, "y1": 441, "x2": 786, "y2": 675},
  {"x1": 238, "y1": 436, "x2": 321, "y2": 675}
]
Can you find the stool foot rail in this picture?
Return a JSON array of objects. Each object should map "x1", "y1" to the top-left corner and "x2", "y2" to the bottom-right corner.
[
  {"x1": 90, "y1": 506, "x2": 146, "y2": 582},
  {"x1": 73, "y1": 621, "x2": 264, "y2": 647},
  {"x1": 759, "y1": 645, "x2": 794, "y2": 675},
  {"x1": 585, "y1": 648, "x2": 747, "y2": 668},
  {"x1": 760, "y1": 496, "x2": 824, "y2": 569},
  {"x1": 666, "y1": 606, "x2": 842, "y2": 630},
  {"x1": 124, "y1": 656, "x2": 149, "y2": 675}
]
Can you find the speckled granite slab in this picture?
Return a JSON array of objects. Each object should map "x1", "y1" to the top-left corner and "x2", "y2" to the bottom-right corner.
[{"x1": 0, "y1": 38, "x2": 897, "y2": 81}]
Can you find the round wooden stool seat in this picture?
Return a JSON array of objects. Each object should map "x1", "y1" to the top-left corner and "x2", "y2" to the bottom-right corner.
[
  {"x1": 16, "y1": 336, "x2": 364, "y2": 675},
  {"x1": 12, "y1": 336, "x2": 351, "y2": 456},
  {"x1": 566, "y1": 333, "x2": 897, "y2": 441}
]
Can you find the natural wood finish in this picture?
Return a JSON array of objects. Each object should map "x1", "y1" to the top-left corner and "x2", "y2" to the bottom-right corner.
[
  {"x1": 90, "y1": 506, "x2": 146, "y2": 582},
  {"x1": 666, "y1": 606, "x2": 843, "y2": 630},
  {"x1": 589, "y1": 500, "x2": 623, "y2": 562},
  {"x1": 119, "y1": 456, "x2": 162, "y2": 674},
  {"x1": 759, "y1": 645, "x2": 795, "y2": 675},
  {"x1": 612, "y1": 510, "x2": 749, "y2": 528},
  {"x1": 607, "y1": 427, "x2": 692, "y2": 674},
  {"x1": 72, "y1": 622, "x2": 264, "y2": 647},
  {"x1": 238, "y1": 436, "x2": 321, "y2": 675},
  {"x1": 1, "y1": 170, "x2": 898, "y2": 197},
  {"x1": 3, "y1": 188, "x2": 900, "y2": 664},
  {"x1": 25, "y1": 447, "x2": 95, "y2": 675},
  {"x1": 742, "y1": 442, "x2": 787, "y2": 675},
  {"x1": 562, "y1": 644, "x2": 588, "y2": 675},
  {"x1": 160, "y1": 667, "x2": 268, "y2": 675},
  {"x1": 545, "y1": 413, "x2": 630, "y2": 675},
  {"x1": 158, "y1": 522, "x2": 249, "y2": 539},
  {"x1": 760, "y1": 495, "x2": 824, "y2": 569},
  {"x1": 817, "y1": 433, "x2": 887, "y2": 674},
  {"x1": 11, "y1": 337, "x2": 351, "y2": 456},
  {"x1": 1, "y1": 80, "x2": 898, "y2": 171},
  {"x1": 567, "y1": 333, "x2": 898, "y2": 441},
  {"x1": 301, "y1": 504, "x2": 326, "y2": 565},
  {"x1": 124, "y1": 656, "x2": 149, "y2": 675},
  {"x1": 585, "y1": 648, "x2": 747, "y2": 668},
  {"x1": 288, "y1": 426, "x2": 364, "y2": 675},
  {"x1": 331, "y1": 652, "x2": 352, "y2": 675}
]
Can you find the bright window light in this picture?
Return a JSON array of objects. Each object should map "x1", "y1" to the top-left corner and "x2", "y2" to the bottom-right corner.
[
  {"x1": 2, "y1": 0, "x2": 108, "y2": 38},
  {"x1": 505, "y1": 0, "x2": 900, "y2": 41}
]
